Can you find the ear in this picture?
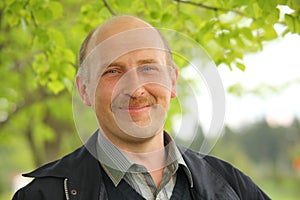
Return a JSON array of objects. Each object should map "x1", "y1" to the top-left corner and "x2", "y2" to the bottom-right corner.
[
  {"x1": 170, "y1": 67, "x2": 178, "y2": 98},
  {"x1": 76, "y1": 76, "x2": 92, "y2": 106}
]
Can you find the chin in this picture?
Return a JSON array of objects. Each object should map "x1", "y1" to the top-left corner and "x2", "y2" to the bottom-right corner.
[{"x1": 123, "y1": 132, "x2": 159, "y2": 144}]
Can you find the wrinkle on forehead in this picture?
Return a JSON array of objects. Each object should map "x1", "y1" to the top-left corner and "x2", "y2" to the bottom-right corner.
[{"x1": 82, "y1": 16, "x2": 168, "y2": 80}]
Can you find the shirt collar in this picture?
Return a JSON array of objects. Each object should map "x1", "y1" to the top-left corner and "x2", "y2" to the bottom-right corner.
[
  {"x1": 164, "y1": 133, "x2": 194, "y2": 188},
  {"x1": 96, "y1": 130, "x2": 193, "y2": 187},
  {"x1": 96, "y1": 132, "x2": 133, "y2": 185}
]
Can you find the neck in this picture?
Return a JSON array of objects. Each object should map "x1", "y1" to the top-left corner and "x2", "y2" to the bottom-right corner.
[
  {"x1": 122, "y1": 145, "x2": 166, "y2": 171},
  {"x1": 103, "y1": 128, "x2": 165, "y2": 152},
  {"x1": 102, "y1": 129, "x2": 166, "y2": 167},
  {"x1": 125, "y1": 148, "x2": 166, "y2": 188},
  {"x1": 102, "y1": 130, "x2": 166, "y2": 187}
]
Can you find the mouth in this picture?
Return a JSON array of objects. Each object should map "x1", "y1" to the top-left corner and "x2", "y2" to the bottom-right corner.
[
  {"x1": 119, "y1": 105, "x2": 152, "y2": 113},
  {"x1": 112, "y1": 96, "x2": 156, "y2": 115}
]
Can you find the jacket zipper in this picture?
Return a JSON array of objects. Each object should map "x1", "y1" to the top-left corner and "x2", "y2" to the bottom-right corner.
[{"x1": 64, "y1": 178, "x2": 70, "y2": 200}]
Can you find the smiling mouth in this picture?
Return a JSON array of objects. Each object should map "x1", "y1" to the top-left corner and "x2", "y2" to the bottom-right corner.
[{"x1": 119, "y1": 105, "x2": 152, "y2": 113}]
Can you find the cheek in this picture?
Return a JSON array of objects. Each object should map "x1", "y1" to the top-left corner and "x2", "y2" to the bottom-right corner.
[
  {"x1": 147, "y1": 85, "x2": 172, "y2": 103},
  {"x1": 95, "y1": 86, "x2": 111, "y2": 105},
  {"x1": 95, "y1": 81, "x2": 118, "y2": 108}
]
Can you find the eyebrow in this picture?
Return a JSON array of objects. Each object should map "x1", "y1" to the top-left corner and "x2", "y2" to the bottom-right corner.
[
  {"x1": 106, "y1": 61, "x2": 126, "y2": 68},
  {"x1": 137, "y1": 59, "x2": 160, "y2": 66},
  {"x1": 105, "y1": 59, "x2": 160, "y2": 68}
]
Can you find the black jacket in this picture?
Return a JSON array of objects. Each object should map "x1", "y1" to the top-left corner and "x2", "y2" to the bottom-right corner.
[{"x1": 12, "y1": 132, "x2": 270, "y2": 200}]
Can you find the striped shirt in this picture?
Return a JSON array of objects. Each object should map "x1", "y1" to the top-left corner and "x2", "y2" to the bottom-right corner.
[{"x1": 96, "y1": 131, "x2": 193, "y2": 200}]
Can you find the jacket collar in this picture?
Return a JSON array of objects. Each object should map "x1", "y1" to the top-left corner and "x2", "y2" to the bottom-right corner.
[{"x1": 23, "y1": 131, "x2": 239, "y2": 200}]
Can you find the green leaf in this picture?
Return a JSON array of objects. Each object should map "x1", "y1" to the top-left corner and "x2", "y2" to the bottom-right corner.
[
  {"x1": 8, "y1": 0, "x2": 23, "y2": 11},
  {"x1": 278, "y1": 0, "x2": 288, "y2": 4},
  {"x1": 48, "y1": 28, "x2": 65, "y2": 46},
  {"x1": 285, "y1": 13, "x2": 294, "y2": 29},
  {"x1": 289, "y1": 0, "x2": 300, "y2": 10},
  {"x1": 251, "y1": 18, "x2": 265, "y2": 29},
  {"x1": 99, "y1": 7, "x2": 111, "y2": 19},
  {"x1": 5, "y1": 1, "x2": 26, "y2": 27},
  {"x1": 62, "y1": 49, "x2": 76, "y2": 64},
  {"x1": 35, "y1": 28, "x2": 49, "y2": 44},
  {"x1": 32, "y1": 53, "x2": 49, "y2": 74},
  {"x1": 150, "y1": 11, "x2": 160, "y2": 19},
  {"x1": 0, "y1": 1, "x2": 4, "y2": 9},
  {"x1": 245, "y1": 2, "x2": 263, "y2": 18},
  {"x1": 266, "y1": 8, "x2": 280, "y2": 24},
  {"x1": 263, "y1": 25, "x2": 278, "y2": 40},
  {"x1": 33, "y1": 123, "x2": 55, "y2": 142},
  {"x1": 227, "y1": 83, "x2": 244, "y2": 96},
  {"x1": 49, "y1": 1, "x2": 64, "y2": 19},
  {"x1": 241, "y1": 28, "x2": 254, "y2": 40},
  {"x1": 5, "y1": 10, "x2": 20, "y2": 27},
  {"x1": 47, "y1": 80, "x2": 65, "y2": 94},
  {"x1": 236, "y1": 61, "x2": 246, "y2": 71},
  {"x1": 161, "y1": 13, "x2": 173, "y2": 24},
  {"x1": 62, "y1": 78, "x2": 74, "y2": 93},
  {"x1": 285, "y1": 13, "x2": 300, "y2": 33},
  {"x1": 145, "y1": 0, "x2": 161, "y2": 11},
  {"x1": 34, "y1": 6, "x2": 53, "y2": 24},
  {"x1": 257, "y1": 0, "x2": 277, "y2": 13},
  {"x1": 49, "y1": 71, "x2": 58, "y2": 81},
  {"x1": 115, "y1": 0, "x2": 132, "y2": 7}
]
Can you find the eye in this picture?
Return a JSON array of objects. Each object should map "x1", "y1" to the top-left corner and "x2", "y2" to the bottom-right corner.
[
  {"x1": 102, "y1": 68, "x2": 121, "y2": 77},
  {"x1": 141, "y1": 65, "x2": 158, "y2": 72},
  {"x1": 106, "y1": 69, "x2": 118, "y2": 74}
]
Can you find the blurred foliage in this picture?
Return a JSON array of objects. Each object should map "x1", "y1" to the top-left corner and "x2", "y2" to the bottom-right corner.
[
  {"x1": 1, "y1": 0, "x2": 300, "y2": 199},
  {"x1": 211, "y1": 119, "x2": 300, "y2": 200}
]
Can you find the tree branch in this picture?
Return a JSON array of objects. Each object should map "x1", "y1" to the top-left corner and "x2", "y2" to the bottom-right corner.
[
  {"x1": 30, "y1": 10, "x2": 39, "y2": 27},
  {"x1": 25, "y1": 125, "x2": 44, "y2": 167},
  {"x1": 174, "y1": 0, "x2": 247, "y2": 17},
  {"x1": 102, "y1": 0, "x2": 116, "y2": 16},
  {"x1": 0, "y1": 89, "x2": 66, "y2": 129}
]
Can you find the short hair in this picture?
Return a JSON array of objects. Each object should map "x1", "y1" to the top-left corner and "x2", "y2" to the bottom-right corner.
[{"x1": 79, "y1": 28, "x2": 96, "y2": 68}]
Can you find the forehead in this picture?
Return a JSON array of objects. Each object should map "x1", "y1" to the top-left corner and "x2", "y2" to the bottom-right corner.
[
  {"x1": 82, "y1": 28, "x2": 167, "y2": 72},
  {"x1": 111, "y1": 48, "x2": 167, "y2": 64}
]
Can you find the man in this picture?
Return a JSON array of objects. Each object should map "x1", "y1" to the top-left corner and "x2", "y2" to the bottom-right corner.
[{"x1": 13, "y1": 15, "x2": 270, "y2": 200}]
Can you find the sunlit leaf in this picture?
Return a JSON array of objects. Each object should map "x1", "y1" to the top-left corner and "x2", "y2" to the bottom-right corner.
[
  {"x1": 278, "y1": 0, "x2": 288, "y2": 5},
  {"x1": 284, "y1": 13, "x2": 300, "y2": 33},
  {"x1": 47, "y1": 80, "x2": 65, "y2": 94},
  {"x1": 49, "y1": 1, "x2": 63, "y2": 19},
  {"x1": 236, "y1": 61, "x2": 246, "y2": 71},
  {"x1": 263, "y1": 24, "x2": 278, "y2": 40},
  {"x1": 34, "y1": 7, "x2": 53, "y2": 25}
]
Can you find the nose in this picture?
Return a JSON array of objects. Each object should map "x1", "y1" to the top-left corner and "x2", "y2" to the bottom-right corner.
[{"x1": 121, "y1": 69, "x2": 146, "y2": 98}]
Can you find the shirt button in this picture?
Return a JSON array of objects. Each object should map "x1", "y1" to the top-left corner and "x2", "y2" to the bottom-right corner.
[{"x1": 71, "y1": 189, "x2": 77, "y2": 196}]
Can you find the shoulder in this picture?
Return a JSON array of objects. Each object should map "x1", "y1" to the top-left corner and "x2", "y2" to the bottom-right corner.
[
  {"x1": 12, "y1": 177, "x2": 65, "y2": 200},
  {"x1": 179, "y1": 146, "x2": 239, "y2": 175},
  {"x1": 12, "y1": 145, "x2": 87, "y2": 200},
  {"x1": 13, "y1": 132, "x2": 101, "y2": 200},
  {"x1": 23, "y1": 145, "x2": 88, "y2": 179},
  {"x1": 12, "y1": 146, "x2": 91, "y2": 200},
  {"x1": 180, "y1": 147, "x2": 271, "y2": 199}
]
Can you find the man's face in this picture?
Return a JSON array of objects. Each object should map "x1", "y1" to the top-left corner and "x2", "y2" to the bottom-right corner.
[{"x1": 88, "y1": 49, "x2": 177, "y2": 141}]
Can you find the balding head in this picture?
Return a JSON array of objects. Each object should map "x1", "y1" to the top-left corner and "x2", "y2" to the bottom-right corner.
[
  {"x1": 82, "y1": 16, "x2": 152, "y2": 64},
  {"x1": 91, "y1": 16, "x2": 152, "y2": 45},
  {"x1": 78, "y1": 15, "x2": 174, "y2": 83}
]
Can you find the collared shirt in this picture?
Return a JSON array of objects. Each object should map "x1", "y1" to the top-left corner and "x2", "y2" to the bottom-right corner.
[{"x1": 96, "y1": 131, "x2": 193, "y2": 200}]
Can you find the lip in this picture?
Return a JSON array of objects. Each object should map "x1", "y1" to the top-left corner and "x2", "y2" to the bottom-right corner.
[{"x1": 119, "y1": 105, "x2": 151, "y2": 113}]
